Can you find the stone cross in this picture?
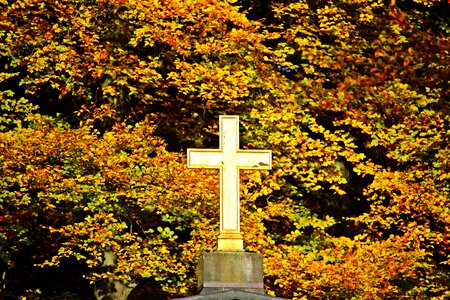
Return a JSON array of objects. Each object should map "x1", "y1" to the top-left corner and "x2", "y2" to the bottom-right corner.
[{"x1": 187, "y1": 115, "x2": 272, "y2": 251}]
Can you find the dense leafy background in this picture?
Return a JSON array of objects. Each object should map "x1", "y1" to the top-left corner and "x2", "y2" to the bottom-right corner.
[{"x1": 1, "y1": 0, "x2": 449, "y2": 299}]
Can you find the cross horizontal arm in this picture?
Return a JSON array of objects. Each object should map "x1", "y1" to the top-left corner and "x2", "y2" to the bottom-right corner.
[
  {"x1": 235, "y1": 151, "x2": 272, "y2": 169},
  {"x1": 187, "y1": 149, "x2": 223, "y2": 169},
  {"x1": 187, "y1": 149, "x2": 271, "y2": 170}
]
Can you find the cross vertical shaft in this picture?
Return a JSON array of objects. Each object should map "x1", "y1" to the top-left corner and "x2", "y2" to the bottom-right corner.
[{"x1": 187, "y1": 115, "x2": 272, "y2": 251}]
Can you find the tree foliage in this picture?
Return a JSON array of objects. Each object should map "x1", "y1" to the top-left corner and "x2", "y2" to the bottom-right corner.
[{"x1": 1, "y1": 0, "x2": 449, "y2": 299}]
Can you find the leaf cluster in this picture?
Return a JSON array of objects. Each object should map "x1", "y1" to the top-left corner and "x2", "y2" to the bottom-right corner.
[{"x1": 0, "y1": 0, "x2": 449, "y2": 298}]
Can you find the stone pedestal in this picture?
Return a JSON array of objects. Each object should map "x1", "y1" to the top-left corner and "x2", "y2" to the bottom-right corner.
[
  {"x1": 172, "y1": 251, "x2": 288, "y2": 300},
  {"x1": 198, "y1": 252, "x2": 264, "y2": 295}
]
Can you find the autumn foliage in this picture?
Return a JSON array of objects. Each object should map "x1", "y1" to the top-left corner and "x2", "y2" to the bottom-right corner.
[{"x1": 1, "y1": 0, "x2": 449, "y2": 299}]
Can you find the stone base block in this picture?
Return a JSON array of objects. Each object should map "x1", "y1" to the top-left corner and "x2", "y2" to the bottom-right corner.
[{"x1": 198, "y1": 252, "x2": 264, "y2": 295}]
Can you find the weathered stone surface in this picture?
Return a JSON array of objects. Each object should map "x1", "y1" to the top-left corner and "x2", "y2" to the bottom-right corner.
[
  {"x1": 197, "y1": 252, "x2": 264, "y2": 295},
  {"x1": 169, "y1": 251, "x2": 289, "y2": 299}
]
